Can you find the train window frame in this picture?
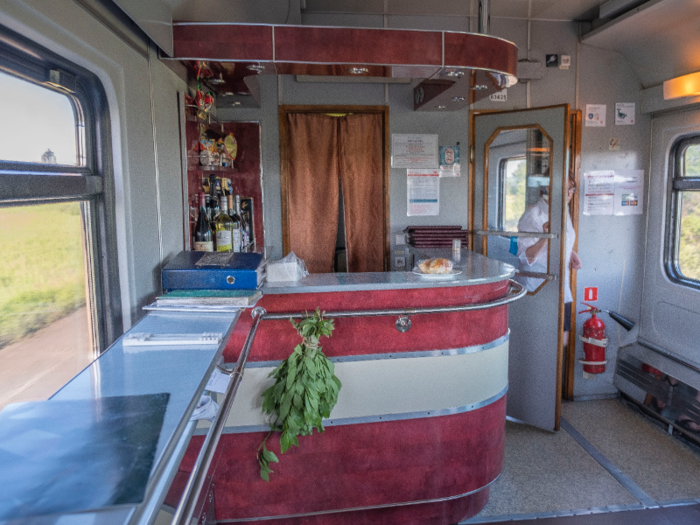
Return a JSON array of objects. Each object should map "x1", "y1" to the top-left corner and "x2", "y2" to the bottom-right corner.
[
  {"x1": 0, "y1": 25, "x2": 122, "y2": 354},
  {"x1": 665, "y1": 135, "x2": 700, "y2": 290},
  {"x1": 497, "y1": 154, "x2": 527, "y2": 231}
]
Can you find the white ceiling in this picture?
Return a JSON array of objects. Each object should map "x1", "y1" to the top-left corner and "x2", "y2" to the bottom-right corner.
[
  {"x1": 301, "y1": 0, "x2": 603, "y2": 21},
  {"x1": 153, "y1": 0, "x2": 700, "y2": 89},
  {"x1": 166, "y1": 0, "x2": 604, "y2": 23}
]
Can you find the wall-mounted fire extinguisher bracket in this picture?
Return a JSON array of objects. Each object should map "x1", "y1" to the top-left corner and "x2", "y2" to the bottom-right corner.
[{"x1": 578, "y1": 303, "x2": 608, "y2": 374}]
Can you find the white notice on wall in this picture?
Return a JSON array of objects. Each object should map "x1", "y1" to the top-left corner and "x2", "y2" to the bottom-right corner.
[
  {"x1": 613, "y1": 169, "x2": 644, "y2": 215},
  {"x1": 407, "y1": 170, "x2": 440, "y2": 216},
  {"x1": 583, "y1": 171, "x2": 615, "y2": 215},
  {"x1": 615, "y1": 103, "x2": 635, "y2": 125},
  {"x1": 392, "y1": 134, "x2": 439, "y2": 169},
  {"x1": 585, "y1": 104, "x2": 606, "y2": 127}
]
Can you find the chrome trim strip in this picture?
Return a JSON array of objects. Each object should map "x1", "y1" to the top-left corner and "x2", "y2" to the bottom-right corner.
[
  {"x1": 261, "y1": 278, "x2": 524, "y2": 319},
  {"x1": 271, "y1": 26, "x2": 275, "y2": 62},
  {"x1": 162, "y1": 56, "x2": 515, "y2": 78},
  {"x1": 441, "y1": 31, "x2": 445, "y2": 67},
  {"x1": 467, "y1": 503, "x2": 648, "y2": 523},
  {"x1": 243, "y1": 331, "x2": 509, "y2": 369},
  {"x1": 639, "y1": 338, "x2": 700, "y2": 374},
  {"x1": 203, "y1": 385, "x2": 509, "y2": 435},
  {"x1": 172, "y1": 22, "x2": 518, "y2": 44},
  {"x1": 216, "y1": 467, "x2": 503, "y2": 522}
]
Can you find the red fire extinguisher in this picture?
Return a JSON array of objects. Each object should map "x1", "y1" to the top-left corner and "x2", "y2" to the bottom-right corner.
[{"x1": 578, "y1": 303, "x2": 608, "y2": 374}]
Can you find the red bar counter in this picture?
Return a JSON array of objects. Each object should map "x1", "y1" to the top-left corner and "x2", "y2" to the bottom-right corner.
[{"x1": 181, "y1": 250, "x2": 515, "y2": 525}]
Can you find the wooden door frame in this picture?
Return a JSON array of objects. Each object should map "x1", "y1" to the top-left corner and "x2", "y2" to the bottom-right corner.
[
  {"x1": 563, "y1": 110, "x2": 582, "y2": 401},
  {"x1": 279, "y1": 105, "x2": 391, "y2": 271}
]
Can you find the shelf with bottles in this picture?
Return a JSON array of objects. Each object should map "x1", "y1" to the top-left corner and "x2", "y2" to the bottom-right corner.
[{"x1": 190, "y1": 174, "x2": 256, "y2": 254}]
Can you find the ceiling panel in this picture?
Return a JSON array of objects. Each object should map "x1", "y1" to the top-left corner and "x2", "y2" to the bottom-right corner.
[{"x1": 303, "y1": 0, "x2": 602, "y2": 21}]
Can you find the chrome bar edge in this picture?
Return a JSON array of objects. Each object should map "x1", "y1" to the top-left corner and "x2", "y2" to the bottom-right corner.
[
  {"x1": 216, "y1": 467, "x2": 503, "y2": 523},
  {"x1": 171, "y1": 307, "x2": 267, "y2": 525},
  {"x1": 203, "y1": 384, "x2": 509, "y2": 435},
  {"x1": 243, "y1": 331, "x2": 510, "y2": 368},
  {"x1": 261, "y1": 279, "x2": 525, "y2": 320}
]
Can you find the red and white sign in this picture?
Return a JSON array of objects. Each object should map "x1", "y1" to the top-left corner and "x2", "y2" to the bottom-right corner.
[{"x1": 584, "y1": 287, "x2": 598, "y2": 302}]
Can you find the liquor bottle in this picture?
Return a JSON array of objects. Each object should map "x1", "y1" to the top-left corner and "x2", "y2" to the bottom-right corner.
[
  {"x1": 208, "y1": 174, "x2": 218, "y2": 240},
  {"x1": 193, "y1": 193, "x2": 214, "y2": 251},
  {"x1": 228, "y1": 194, "x2": 242, "y2": 252},
  {"x1": 215, "y1": 197, "x2": 234, "y2": 252},
  {"x1": 236, "y1": 194, "x2": 249, "y2": 252},
  {"x1": 240, "y1": 197, "x2": 255, "y2": 252}
]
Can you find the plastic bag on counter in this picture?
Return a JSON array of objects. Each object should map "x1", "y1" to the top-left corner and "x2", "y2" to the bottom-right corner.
[
  {"x1": 265, "y1": 251, "x2": 309, "y2": 282},
  {"x1": 415, "y1": 257, "x2": 454, "y2": 274}
]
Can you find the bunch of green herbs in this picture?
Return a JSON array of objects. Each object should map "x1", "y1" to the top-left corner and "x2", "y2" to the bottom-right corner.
[{"x1": 257, "y1": 308, "x2": 341, "y2": 481}]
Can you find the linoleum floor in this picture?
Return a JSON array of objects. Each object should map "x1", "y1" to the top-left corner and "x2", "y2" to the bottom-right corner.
[{"x1": 464, "y1": 398, "x2": 700, "y2": 523}]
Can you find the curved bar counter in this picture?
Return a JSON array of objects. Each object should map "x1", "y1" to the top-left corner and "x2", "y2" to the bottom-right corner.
[{"x1": 181, "y1": 250, "x2": 516, "y2": 525}]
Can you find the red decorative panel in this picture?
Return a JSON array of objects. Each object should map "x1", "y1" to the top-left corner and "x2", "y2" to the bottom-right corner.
[
  {"x1": 444, "y1": 33, "x2": 518, "y2": 75},
  {"x1": 273, "y1": 27, "x2": 443, "y2": 66},
  {"x1": 181, "y1": 395, "x2": 506, "y2": 524},
  {"x1": 225, "y1": 280, "x2": 509, "y2": 362},
  {"x1": 173, "y1": 24, "x2": 273, "y2": 60}
]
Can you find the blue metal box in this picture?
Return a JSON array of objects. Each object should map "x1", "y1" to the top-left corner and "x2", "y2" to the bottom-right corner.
[{"x1": 162, "y1": 251, "x2": 264, "y2": 291}]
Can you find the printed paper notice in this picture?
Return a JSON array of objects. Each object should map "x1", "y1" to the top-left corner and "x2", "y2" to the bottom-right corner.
[
  {"x1": 613, "y1": 169, "x2": 644, "y2": 215},
  {"x1": 583, "y1": 171, "x2": 615, "y2": 215},
  {"x1": 407, "y1": 170, "x2": 440, "y2": 216},
  {"x1": 392, "y1": 134, "x2": 439, "y2": 169},
  {"x1": 615, "y1": 103, "x2": 635, "y2": 125},
  {"x1": 585, "y1": 104, "x2": 606, "y2": 127}
]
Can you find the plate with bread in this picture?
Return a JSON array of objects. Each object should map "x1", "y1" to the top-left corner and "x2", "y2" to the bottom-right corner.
[{"x1": 413, "y1": 258, "x2": 462, "y2": 278}]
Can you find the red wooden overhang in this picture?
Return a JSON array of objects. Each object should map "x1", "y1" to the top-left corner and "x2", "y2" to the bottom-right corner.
[{"x1": 172, "y1": 23, "x2": 518, "y2": 110}]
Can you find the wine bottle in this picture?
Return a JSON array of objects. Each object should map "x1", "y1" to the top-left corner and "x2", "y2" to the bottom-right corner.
[
  {"x1": 236, "y1": 195, "x2": 249, "y2": 252},
  {"x1": 208, "y1": 174, "x2": 218, "y2": 242},
  {"x1": 215, "y1": 197, "x2": 234, "y2": 252},
  {"x1": 193, "y1": 193, "x2": 214, "y2": 251},
  {"x1": 241, "y1": 197, "x2": 255, "y2": 252},
  {"x1": 228, "y1": 194, "x2": 242, "y2": 252}
]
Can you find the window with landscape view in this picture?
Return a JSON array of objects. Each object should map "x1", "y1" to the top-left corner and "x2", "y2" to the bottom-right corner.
[
  {"x1": 668, "y1": 138, "x2": 700, "y2": 286},
  {"x1": 0, "y1": 28, "x2": 120, "y2": 410}
]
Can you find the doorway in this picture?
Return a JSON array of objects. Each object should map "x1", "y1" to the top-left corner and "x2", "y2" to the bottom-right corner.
[
  {"x1": 471, "y1": 105, "x2": 576, "y2": 431},
  {"x1": 279, "y1": 105, "x2": 390, "y2": 273}
]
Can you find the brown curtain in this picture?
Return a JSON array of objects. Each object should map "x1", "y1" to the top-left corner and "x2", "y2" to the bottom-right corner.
[
  {"x1": 287, "y1": 113, "x2": 339, "y2": 273},
  {"x1": 339, "y1": 113, "x2": 384, "y2": 272}
]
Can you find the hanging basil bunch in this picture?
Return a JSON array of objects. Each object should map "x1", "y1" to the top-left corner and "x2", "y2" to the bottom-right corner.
[{"x1": 257, "y1": 308, "x2": 341, "y2": 481}]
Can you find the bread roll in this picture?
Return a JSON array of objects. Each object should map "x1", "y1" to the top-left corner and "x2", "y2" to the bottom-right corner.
[{"x1": 417, "y1": 258, "x2": 453, "y2": 274}]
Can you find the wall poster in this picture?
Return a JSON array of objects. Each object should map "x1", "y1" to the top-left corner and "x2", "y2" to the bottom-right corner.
[
  {"x1": 613, "y1": 169, "x2": 644, "y2": 215},
  {"x1": 391, "y1": 134, "x2": 439, "y2": 169},
  {"x1": 585, "y1": 104, "x2": 606, "y2": 127},
  {"x1": 407, "y1": 170, "x2": 440, "y2": 216},
  {"x1": 583, "y1": 171, "x2": 615, "y2": 215},
  {"x1": 583, "y1": 170, "x2": 644, "y2": 216},
  {"x1": 439, "y1": 145, "x2": 460, "y2": 177}
]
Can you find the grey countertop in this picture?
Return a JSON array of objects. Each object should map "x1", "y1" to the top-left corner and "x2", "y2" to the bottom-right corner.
[
  {"x1": 0, "y1": 310, "x2": 241, "y2": 525},
  {"x1": 263, "y1": 249, "x2": 514, "y2": 295}
]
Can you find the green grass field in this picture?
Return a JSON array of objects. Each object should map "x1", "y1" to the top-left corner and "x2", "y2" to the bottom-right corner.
[{"x1": 0, "y1": 203, "x2": 87, "y2": 349}]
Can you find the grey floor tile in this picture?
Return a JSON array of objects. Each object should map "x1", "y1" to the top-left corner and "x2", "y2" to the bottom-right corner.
[
  {"x1": 561, "y1": 398, "x2": 700, "y2": 502},
  {"x1": 474, "y1": 420, "x2": 639, "y2": 519}
]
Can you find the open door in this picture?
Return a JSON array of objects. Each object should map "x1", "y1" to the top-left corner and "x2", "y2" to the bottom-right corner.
[{"x1": 470, "y1": 105, "x2": 570, "y2": 431}]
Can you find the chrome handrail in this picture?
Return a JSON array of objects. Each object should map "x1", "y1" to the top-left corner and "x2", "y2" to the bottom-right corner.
[
  {"x1": 171, "y1": 306, "x2": 266, "y2": 525},
  {"x1": 260, "y1": 278, "x2": 526, "y2": 320}
]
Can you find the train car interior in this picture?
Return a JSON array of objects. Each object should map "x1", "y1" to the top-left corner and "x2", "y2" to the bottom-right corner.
[{"x1": 1, "y1": 0, "x2": 700, "y2": 524}]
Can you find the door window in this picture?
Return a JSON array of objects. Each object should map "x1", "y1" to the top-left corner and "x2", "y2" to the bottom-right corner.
[{"x1": 667, "y1": 138, "x2": 700, "y2": 285}]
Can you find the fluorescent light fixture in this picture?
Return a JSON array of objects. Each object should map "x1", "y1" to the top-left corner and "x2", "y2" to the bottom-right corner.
[{"x1": 663, "y1": 71, "x2": 700, "y2": 100}]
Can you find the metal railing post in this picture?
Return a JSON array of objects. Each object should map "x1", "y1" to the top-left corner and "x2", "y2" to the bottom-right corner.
[{"x1": 171, "y1": 306, "x2": 266, "y2": 525}]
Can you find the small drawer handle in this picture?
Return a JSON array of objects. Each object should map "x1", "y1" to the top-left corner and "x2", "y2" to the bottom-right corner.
[{"x1": 226, "y1": 276, "x2": 235, "y2": 285}]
